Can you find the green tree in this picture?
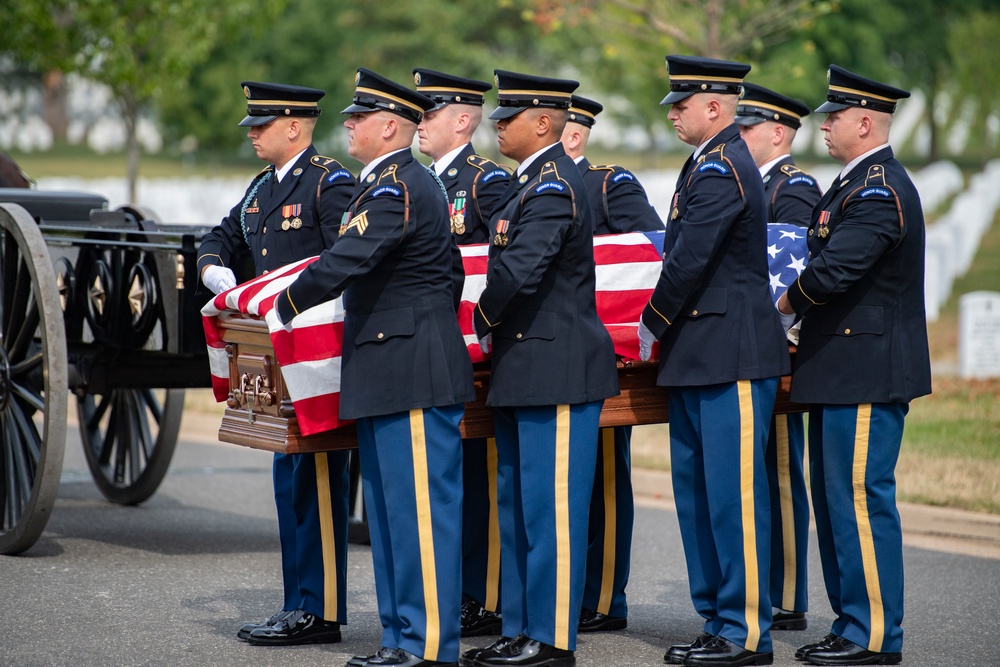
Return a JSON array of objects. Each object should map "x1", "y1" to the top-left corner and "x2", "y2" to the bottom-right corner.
[
  {"x1": 160, "y1": 0, "x2": 549, "y2": 160},
  {"x1": 0, "y1": 0, "x2": 278, "y2": 200}
]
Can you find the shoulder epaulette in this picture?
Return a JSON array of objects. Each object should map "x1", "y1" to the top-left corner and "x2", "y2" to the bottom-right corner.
[
  {"x1": 588, "y1": 164, "x2": 618, "y2": 172},
  {"x1": 255, "y1": 165, "x2": 273, "y2": 178},
  {"x1": 528, "y1": 161, "x2": 569, "y2": 195},
  {"x1": 780, "y1": 164, "x2": 803, "y2": 177},
  {"x1": 310, "y1": 154, "x2": 345, "y2": 172},
  {"x1": 864, "y1": 164, "x2": 888, "y2": 187},
  {"x1": 467, "y1": 155, "x2": 512, "y2": 174},
  {"x1": 377, "y1": 163, "x2": 401, "y2": 184}
]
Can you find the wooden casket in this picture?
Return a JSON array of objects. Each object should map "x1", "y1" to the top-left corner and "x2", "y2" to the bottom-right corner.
[{"x1": 217, "y1": 314, "x2": 806, "y2": 454}]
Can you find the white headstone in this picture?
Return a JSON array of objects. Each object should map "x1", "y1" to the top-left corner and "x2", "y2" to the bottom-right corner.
[{"x1": 959, "y1": 291, "x2": 1000, "y2": 379}]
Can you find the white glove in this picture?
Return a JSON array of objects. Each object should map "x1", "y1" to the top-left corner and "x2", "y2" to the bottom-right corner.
[
  {"x1": 637, "y1": 318, "x2": 655, "y2": 362},
  {"x1": 203, "y1": 265, "x2": 237, "y2": 294},
  {"x1": 778, "y1": 310, "x2": 797, "y2": 334},
  {"x1": 479, "y1": 333, "x2": 492, "y2": 355}
]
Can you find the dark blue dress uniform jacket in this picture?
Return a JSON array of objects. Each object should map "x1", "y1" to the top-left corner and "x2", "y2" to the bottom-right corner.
[
  {"x1": 577, "y1": 158, "x2": 664, "y2": 235},
  {"x1": 473, "y1": 144, "x2": 619, "y2": 407},
  {"x1": 763, "y1": 157, "x2": 821, "y2": 227},
  {"x1": 784, "y1": 146, "x2": 931, "y2": 404},
  {"x1": 441, "y1": 144, "x2": 512, "y2": 244},
  {"x1": 197, "y1": 146, "x2": 354, "y2": 277},
  {"x1": 641, "y1": 124, "x2": 790, "y2": 386},
  {"x1": 274, "y1": 149, "x2": 475, "y2": 420}
]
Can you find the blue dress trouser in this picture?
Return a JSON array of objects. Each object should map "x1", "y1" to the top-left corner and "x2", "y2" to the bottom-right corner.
[
  {"x1": 808, "y1": 403, "x2": 907, "y2": 654},
  {"x1": 669, "y1": 379, "x2": 777, "y2": 654},
  {"x1": 462, "y1": 437, "x2": 502, "y2": 612},
  {"x1": 493, "y1": 401, "x2": 603, "y2": 651},
  {"x1": 765, "y1": 413, "x2": 809, "y2": 613},
  {"x1": 356, "y1": 405, "x2": 465, "y2": 662},
  {"x1": 272, "y1": 450, "x2": 350, "y2": 622},
  {"x1": 582, "y1": 425, "x2": 634, "y2": 619}
]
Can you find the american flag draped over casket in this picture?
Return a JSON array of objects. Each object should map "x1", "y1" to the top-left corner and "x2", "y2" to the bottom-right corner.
[{"x1": 201, "y1": 226, "x2": 807, "y2": 436}]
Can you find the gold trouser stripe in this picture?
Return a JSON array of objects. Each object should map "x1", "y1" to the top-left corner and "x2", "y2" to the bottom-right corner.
[
  {"x1": 485, "y1": 438, "x2": 501, "y2": 611},
  {"x1": 852, "y1": 404, "x2": 885, "y2": 652},
  {"x1": 554, "y1": 405, "x2": 572, "y2": 649},
  {"x1": 738, "y1": 381, "x2": 761, "y2": 651},
  {"x1": 598, "y1": 428, "x2": 617, "y2": 614},
  {"x1": 409, "y1": 409, "x2": 440, "y2": 660},
  {"x1": 774, "y1": 415, "x2": 797, "y2": 610},
  {"x1": 315, "y1": 453, "x2": 338, "y2": 621}
]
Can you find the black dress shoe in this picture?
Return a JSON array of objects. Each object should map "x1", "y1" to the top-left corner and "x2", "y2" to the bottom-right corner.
[
  {"x1": 577, "y1": 607, "x2": 627, "y2": 632},
  {"x1": 795, "y1": 634, "x2": 838, "y2": 660},
  {"x1": 683, "y1": 636, "x2": 773, "y2": 666},
  {"x1": 473, "y1": 634, "x2": 575, "y2": 666},
  {"x1": 461, "y1": 599, "x2": 503, "y2": 637},
  {"x1": 772, "y1": 610, "x2": 808, "y2": 631},
  {"x1": 236, "y1": 609, "x2": 291, "y2": 641},
  {"x1": 665, "y1": 632, "x2": 715, "y2": 664},
  {"x1": 460, "y1": 636, "x2": 518, "y2": 667},
  {"x1": 246, "y1": 609, "x2": 342, "y2": 646},
  {"x1": 349, "y1": 647, "x2": 457, "y2": 666},
  {"x1": 804, "y1": 636, "x2": 901, "y2": 665}
]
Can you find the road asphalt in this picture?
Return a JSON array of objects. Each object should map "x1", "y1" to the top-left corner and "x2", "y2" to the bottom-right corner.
[{"x1": 1, "y1": 410, "x2": 997, "y2": 667}]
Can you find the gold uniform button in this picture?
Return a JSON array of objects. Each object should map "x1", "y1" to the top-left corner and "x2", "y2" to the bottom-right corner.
[
  {"x1": 691, "y1": 309, "x2": 698, "y2": 316},
  {"x1": 377, "y1": 333, "x2": 384, "y2": 339},
  {"x1": 261, "y1": 248, "x2": 267, "y2": 256},
  {"x1": 516, "y1": 333, "x2": 523, "y2": 339},
  {"x1": 844, "y1": 328, "x2": 851, "y2": 335}
]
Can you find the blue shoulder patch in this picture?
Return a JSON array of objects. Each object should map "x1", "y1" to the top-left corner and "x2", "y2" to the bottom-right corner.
[
  {"x1": 482, "y1": 169, "x2": 508, "y2": 183},
  {"x1": 698, "y1": 161, "x2": 729, "y2": 175},
  {"x1": 611, "y1": 171, "x2": 635, "y2": 183},
  {"x1": 859, "y1": 187, "x2": 892, "y2": 199},
  {"x1": 786, "y1": 175, "x2": 815, "y2": 187},
  {"x1": 327, "y1": 169, "x2": 352, "y2": 183},
  {"x1": 371, "y1": 185, "x2": 401, "y2": 197},
  {"x1": 535, "y1": 181, "x2": 566, "y2": 194}
]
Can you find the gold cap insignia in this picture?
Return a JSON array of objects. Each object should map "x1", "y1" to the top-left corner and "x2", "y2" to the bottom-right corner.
[
  {"x1": 414, "y1": 72, "x2": 421, "y2": 85},
  {"x1": 243, "y1": 85, "x2": 251, "y2": 99}
]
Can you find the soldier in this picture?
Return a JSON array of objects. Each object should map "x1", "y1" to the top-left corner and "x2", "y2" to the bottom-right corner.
[
  {"x1": 462, "y1": 70, "x2": 619, "y2": 667},
  {"x1": 735, "y1": 82, "x2": 822, "y2": 634},
  {"x1": 198, "y1": 81, "x2": 354, "y2": 647},
  {"x1": 777, "y1": 65, "x2": 930, "y2": 667},
  {"x1": 273, "y1": 68, "x2": 475, "y2": 667},
  {"x1": 413, "y1": 68, "x2": 512, "y2": 639},
  {"x1": 559, "y1": 94, "x2": 663, "y2": 634},
  {"x1": 637, "y1": 56, "x2": 790, "y2": 667}
]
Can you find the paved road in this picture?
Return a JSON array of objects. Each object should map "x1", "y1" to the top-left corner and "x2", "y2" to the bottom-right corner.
[{"x1": 2, "y1": 416, "x2": 998, "y2": 667}]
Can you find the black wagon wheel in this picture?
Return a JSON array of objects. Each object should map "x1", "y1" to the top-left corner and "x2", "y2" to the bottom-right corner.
[
  {"x1": 77, "y1": 387, "x2": 184, "y2": 505},
  {"x1": 76, "y1": 204, "x2": 184, "y2": 505},
  {"x1": 0, "y1": 203, "x2": 68, "y2": 555}
]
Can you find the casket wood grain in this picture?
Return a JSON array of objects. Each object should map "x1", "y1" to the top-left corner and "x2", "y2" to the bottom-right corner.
[{"x1": 216, "y1": 313, "x2": 804, "y2": 454}]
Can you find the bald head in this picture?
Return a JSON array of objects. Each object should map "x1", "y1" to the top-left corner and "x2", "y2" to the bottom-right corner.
[{"x1": 820, "y1": 106, "x2": 893, "y2": 165}]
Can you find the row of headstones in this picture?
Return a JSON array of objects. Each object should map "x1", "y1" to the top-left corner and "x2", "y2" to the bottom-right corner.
[{"x1": 923, "y1": 159, "x2": 1000, "y2": 324}]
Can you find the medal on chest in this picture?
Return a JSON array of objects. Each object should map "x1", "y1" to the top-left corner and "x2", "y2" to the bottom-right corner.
[
  {"x1": 493, "y1": 219, "x2": 509, "y2": 247},
  {"x1": 450, "y1": 197, "x2": 467, "y2": 235},
  {"x1": 813, "y1": 210, "x2": 831, "y2": 238}
]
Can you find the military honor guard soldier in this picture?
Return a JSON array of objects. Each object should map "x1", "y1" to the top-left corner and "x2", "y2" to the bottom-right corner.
[
  {"x1": 197, "y1": 81, "x2": 355, "y2": 647},
  {"x1": 273, "y1": 68, "x2": 475, "y2": 667},
  {"x1": 559, "y1": 94, "x2": 663, "y2": 635},
  {"x1": 461, "y1": 70, "x2": 619, "y2": 667},
  {"x1": 414, "y1": 67, "x2": 513, "y2": 639},
  {"x1": 735, "y1": 82, "x2": 823, "y2": 633},
  {"x1": 776, "y1": 65, "x2": 931, "y2": 667},
  {"x1": 637, "y1": 56, "x2": 790, "y2": 667}
]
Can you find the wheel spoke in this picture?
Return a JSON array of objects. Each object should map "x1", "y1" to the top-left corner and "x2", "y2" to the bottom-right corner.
[
  {"x1": 8, "y1": 296, "x2": 40, "y2": 364},
  {"x1": 10, "y1": 380, "x2": 45, "y2": 413},
  {"x1": 135, "y1": 390, "x2": 157, "y2": 460},
  {"x1": 114, "y1": 393, "x2": 130, "y2": 485},
  {"x1": 9, "y1": 349, "x2": 43, "y2": 377},
  {"x1": 5, "y1": 258, "x2": 33, "y2": 354},
  {"x1": 1, "y1": 231, "x2": 18, "y2": 335}
]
